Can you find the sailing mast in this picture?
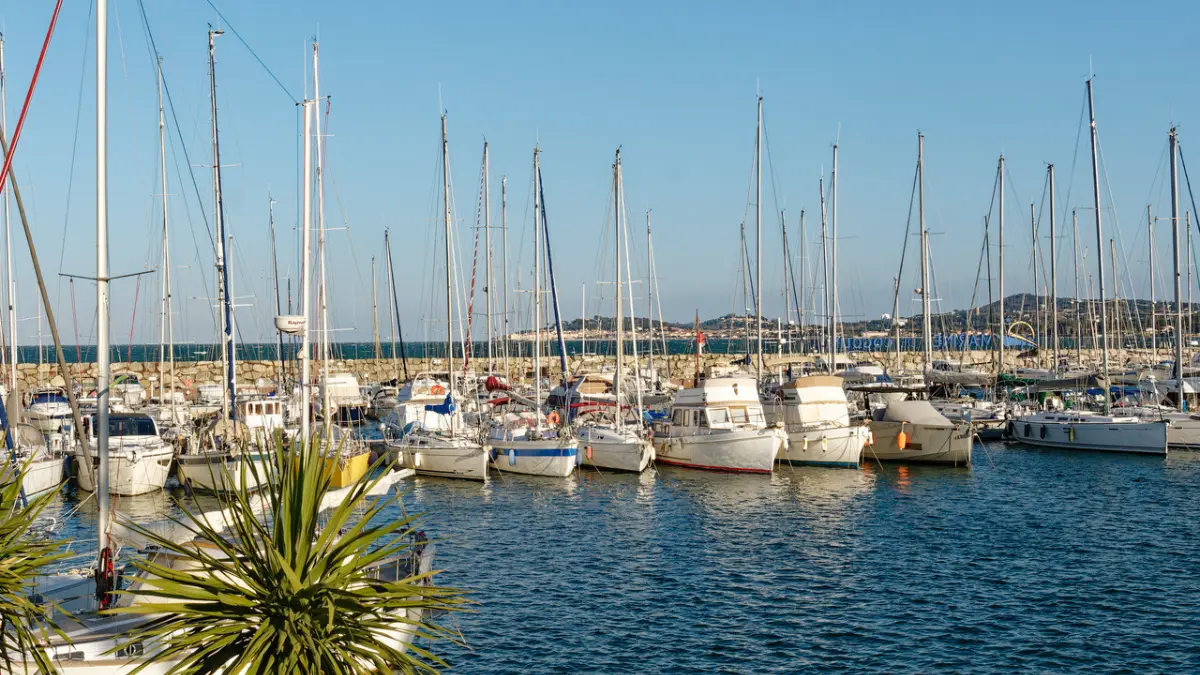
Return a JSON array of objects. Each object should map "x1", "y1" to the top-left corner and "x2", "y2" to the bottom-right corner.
[
  {"x1": 799, "y1": 209, "x2": 807, "y2": 356},
  {"x1": 998, "y1": 155, "x2": 1006, "y2": 382},
  {"x1": 0, "y1": 35, "x2": 15, "y2": 395},
  {"x1": 371, "y1": 257, "x2": 380, "y2": 358},
  {"x1": 819, "y1": 177, "x2": 830, "y2": 371},
  {"x1": 96, "y1": 0, "x2": 112, "y2": 550},
  {"x1": 1149, "y1": 204, "x2": 1156, "y2": 356},
  {"x1": 299, "y1": 97, "x2": 314, "y2": 442},
  {"x1": 313, "y1": 41, "x2": 331, "y2": 432},
  {"x1": 208, "y1": 27, "x2": 235, "y2": 422},
  {"x1": 501, "y1": 176, "x2": 511, "y2": 380},
  {"x1": 384, "y1": 230, "x2": 407, "y2": 380},
  {"x1": 919, "y1": 133, "x2": 931, "y2": 368},
  {"x1": 533, "y1": 147, "x2": 542, "y2": 430},
  {"x1": 1086, "y1": 77, "x2": 1111, "y2": 414},
  {"x1": 156, "y1": 57, "x2": 175, "y2": 412},
  {"x1": 645, "y1": 210, "x2": 653, "y2": 378},
  {"x1": 755, "y1": 96, "x2": 763, "y2": 381},
  {"x1": 613, "y1": 150, "x2": 624, "y2": 431},
  {"x1": 1073, "y1": 208, "x2": 1082, "y2": 360},
  {"x1": 269, "y1": 197, "x2": 284, "y2": 383},
  {"x1": 831, "y1": 143, "x2": 840, "y2": 372},
  {"x1": 1170, "y1": 127, "x2": 1183, "y2": 410},
  {"x1": 441, "y1": 114, "x2": 454, "y2": 432},
  {"x1": 1048, "y1": 164, "x2": 1058, "y2": 373},
  {"x1": 484, "y1": 142, "x2": 494, "y2": 373},
  {"x1": 781, "y1": 209, "x2": 790, "y2": 353}
]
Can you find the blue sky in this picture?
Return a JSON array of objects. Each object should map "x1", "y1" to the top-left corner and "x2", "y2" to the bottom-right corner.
[{"x1": 0, "y1": 0, "x2": 1197, "y2": 347}]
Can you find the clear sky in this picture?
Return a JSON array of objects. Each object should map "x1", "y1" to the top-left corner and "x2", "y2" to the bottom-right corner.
[{"x1": 0, "y1": 0, "x2": 1197, "y2": 348}]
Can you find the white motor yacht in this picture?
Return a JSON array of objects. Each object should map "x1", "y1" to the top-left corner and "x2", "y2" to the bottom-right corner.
[
  {"x1": 72, "y1": 412, "x2": 174, "y2": 495},
  {"x1": 653, "y1": 377, "x2": 786, "y2": 473},
  {"x1": 25, "y1": 387, "x2": 72, "y2": 433},
  {"x1": 765, "y1": 375, "x2": 867, "y2": 468}
]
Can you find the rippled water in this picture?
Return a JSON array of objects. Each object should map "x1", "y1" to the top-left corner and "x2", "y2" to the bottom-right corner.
[{"x1": 51, "y1": 443, "x2": 1200, "y2": 673}]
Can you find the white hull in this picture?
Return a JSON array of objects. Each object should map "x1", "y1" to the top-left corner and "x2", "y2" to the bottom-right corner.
[
  {"x1": 576, "y1": 425, "x2": 653, "y2": 473},
  {"x1": 75, "y1": 445, "x2": 173, "y2": 496},
  {"x1": 177, "y1": 451, "x2": 271, "y2": 493},
  {"x1": 654, "y1": 428, "x2": 782, "y2": 473},
  {"x1": 867, "y1": 420, "x2": 973, "y2": 466},
  {"x1": 3, "y1": 455, "x2": 65, "y2": 498},
  {"x1": 386, "y1": 436, "x2": 489, "y2": 481},
  {"x1": 1168, "y1": 419, "x2": 1200, "y2": 449},
  {"x1": 489, "y1": 436, "x2": 579, "y2": 477},
  {"x1": 1010, "y1": 417, "x2": 1167, "y2": 455},
  {"x1": 779, "y1": 425, "x2": 867, "y2": 468}
]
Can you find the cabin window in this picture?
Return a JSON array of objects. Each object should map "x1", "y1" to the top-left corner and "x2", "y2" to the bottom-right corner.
[
  {"x1": 707, "y1": 408, "x2": 730, "y2": 426},
  {"x1": 672, "y1": 409, "x2": 688, "y2": 426},
  {"x1": 729, "y1": 407, "x2": 750, "y2": 424}
]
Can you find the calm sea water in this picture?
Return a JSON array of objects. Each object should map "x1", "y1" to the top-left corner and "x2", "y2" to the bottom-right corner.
[{"x1": 49, "y1": 442, "x2": 1200, "y2": 673}]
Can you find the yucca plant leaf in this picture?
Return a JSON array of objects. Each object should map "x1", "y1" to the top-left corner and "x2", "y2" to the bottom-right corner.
[{"x1": 111, "y1": 433, "x2": 468, "y2": 674}]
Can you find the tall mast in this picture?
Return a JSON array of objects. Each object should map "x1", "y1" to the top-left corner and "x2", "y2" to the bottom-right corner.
[
  {"x1": 799, "y1": 209, "x2": 806, "y2": 356},
  {"x1": 918, "y1": 133, "x2": 931, "y2": 367},
  {"x1": 501, "y1": 176, "x2": 510, "y2": 380},
  {"x1": 269, "y1": 197, "x2": 284, "y2": 383},
  {"x1": 646, "y1": 210, "x2": 654, "y2": 378},
  {"x1": 96, "y1": 0, "x2": 112, "y2": 543},
  {"x1": 1031, "y1": 203, "x2": 1039, "y2": 358},
  {"x1": 782, "y1": 209, "x2": 790, "y2": 342},
  {"x1": 208, "y1": 27, "x2": 235, "y2": 422},
  {"x1": 371, "y1": 257, "x2": 380, "y2": 357},
  {"x1": 1170, "y1": 127, "x2": 1183, "y2": 410},
  {"x1": 441, "y1": 114, "x2": 454, "y2": 422},
  {"x1": 0, "y1": 35, "x2": 15, "y2": 394},
  {"x1": 299, "y1": 98, "x2": 313, "y2": 441},
  {"x1": 1149, "y1": 204, "x2": 1156, "y2": 357},
  {"x1": 1190, "y1": 211, "x2": 1194, "y2": 340},
  {"x1": 484, "y1": 141, "x2": 494, "y2": 373},
  {"x1": 1080, "y1": 207, "x2": 1089, "y2": 360},
  {"x1": 755, "y1": 95, "x2": 763, "y2": 380},
  {"x1": 831, "y1": 144, "x2": 840, "y2": 372},
  {"x1": 1086, "y1": 77, "x2": 1110, "y2": 413},
  {"x1": 384, "y1": 230, "x2": 405, "y2": 380},
  {"x1": 156, "y1": 56, "x2": 174, "y2": 411},
  {"x1": 621, "y1": 177, "x2": 644, "y2": 416},
  {"x1": 533, "y1": 147, "x2": 542, "y2": 426},
  {"x1": 819, "y1": 177, "x2": 830, "y2": 371},
  {"x1": 998, "y1": 155, "x2": 1006, "y2": 381},
  {"x1": 580, "y1": 284, "x2": 586, "y2": 357},
  {"x1": 648, "y1": 213, "x2": 670, "y2": 379},
  {"x1": 313, "y1": 41, "x2": 331, "y2": 431},
  {"x1": 613, "y1": 150, "x2": 623, "y2": 431},
  {"x1": 1049, "y1": 164, "x2": 1059, "y2": 373}
]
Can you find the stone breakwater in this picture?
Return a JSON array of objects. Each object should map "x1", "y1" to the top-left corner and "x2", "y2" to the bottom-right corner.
[{"x1": 11, "y1": 347, "x2": 1172, "y2": 391}]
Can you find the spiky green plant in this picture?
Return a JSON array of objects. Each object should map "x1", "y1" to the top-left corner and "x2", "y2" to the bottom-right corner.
[
  {"x1": 0, "y1": 452, "x2": 70, "y2": 674},
  {"x1": 112, "y1": 434, "x2": 467, "y2": 674}
]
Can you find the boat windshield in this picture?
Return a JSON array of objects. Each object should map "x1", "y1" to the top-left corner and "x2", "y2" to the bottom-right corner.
[
  {"x1": 32, "y1": 394, "x2": 68, "y2": 405},
  {"x1": 91, "y1": 416, "x2": 157, "y2": 437}
]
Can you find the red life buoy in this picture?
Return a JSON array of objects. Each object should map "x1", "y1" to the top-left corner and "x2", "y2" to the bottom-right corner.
[
  {"x1": 547, "y1": 411, "x2": 561, "y2": 425},
  {"x1": 431, "y1": 384, "x2": 446, "y2": 396}
]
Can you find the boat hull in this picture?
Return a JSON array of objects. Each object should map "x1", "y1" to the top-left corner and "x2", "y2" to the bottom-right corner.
[
  {"x1": 177, "y1": 451, "x2": 271, "y2": 493},
  {"x1": 74, "y1": 445, "x2": 174, "y2": 495},
  {"x1": 1010, "y1": 418, "x2": 1167, "y2": 455},
  {"x1": 653, "y1": 429, "x2": 782, "y2": 473},
  {"x1": 779, "y1": 425, "x2": 867, "y2": 467},
  {"x1": 866, "y1": 420, "x2": 973, "y2": 466},
  {"x1": 489, "y1": 438, "x2": 579, "y2": 477},
  {"x1": 325, "y1": 451, "x2": 371, "y2": 488},
  {"x1": 4, "y1": 455, "x2": 64, "y2": 498},
  {"x1": 386, "y1": 436, "x2": 489, "y2": 481},
  {"x1": 576, "y1": 426, "x2": 653, "y2": 473}
]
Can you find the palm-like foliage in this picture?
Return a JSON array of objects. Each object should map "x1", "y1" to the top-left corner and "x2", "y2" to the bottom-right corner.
[
  {"x1": 0, "y1": 454, "x2": 69, "y2": 674},
  {"x1": 113, "y1": 435, "x2": 467, "y2": 674}
]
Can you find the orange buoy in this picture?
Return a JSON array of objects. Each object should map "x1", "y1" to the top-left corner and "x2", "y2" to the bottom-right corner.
[
  {"x1": 547, "y1": 411, "x2": 561, "y2": 425},
  {"x1": 585, "y1": 445, "x2": 593, "y2": 460},
  {"x1": 431, "y1": 384, "x2": 446, "y2": 396},
  {"x1": 896, "y1": 431, "x2": 908, "y2": 450}
]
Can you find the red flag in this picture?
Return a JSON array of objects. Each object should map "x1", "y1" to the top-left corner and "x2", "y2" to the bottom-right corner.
[{"x1": 697, "y1": 331, "x2": 707, "y2": 345}]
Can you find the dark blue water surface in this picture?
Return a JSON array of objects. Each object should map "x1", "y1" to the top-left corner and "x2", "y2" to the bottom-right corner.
[{"x1": 52, "y1": 443, "x2": 1200, "y2": 673}]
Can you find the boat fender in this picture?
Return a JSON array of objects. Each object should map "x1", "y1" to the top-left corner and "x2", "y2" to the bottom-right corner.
[
  {"x1": 821, "y1": 437, "x2": 828, "y2": 450},
  {"x1": 866, "y1": 430, "x2": 874, "y2": 446},
  {"x1": 1006, "y1": 420, "x2": 1015, "y2": 438},
  {"x1": 129, "y1": 450, "x2": 139, "y2": 465},
  {"x1": 1039, "y1": 425, "x2": 1047, "y2": 439},
  {"x1": 1024, "y1": 423, "x2": 1032, "y2": 438},
  {"x1": 585, "y1": 445, "x2": 593, "y2": 460},
  {"x1": 1068, "y1": 426, "x2": 1075, "y2": 442},
  {"x1": 508, "y1": 448, "x2": 516, "y2": 466},
  {"x1": 802, "y1": 437, "x2": 809, "y2": 451},
  {"x1": 896, "y1": 431, "x2": 908, "y2": 450}
]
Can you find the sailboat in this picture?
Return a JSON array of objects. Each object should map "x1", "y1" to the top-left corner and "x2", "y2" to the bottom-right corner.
[
  {"x1": 574, "y1": 150, "x2": 653, "y2": 473},
  {"x1": 381, "y1": 116, "x2": 489, "y2": 481},
  {"x1": 1013, "y1": 79, "x2": 1168, "y2": 456},
  {"x1": 487, "y1": 147, "x2": 579, "y2": 477},
  {"x1": 175, "y1": 32, "x2": 271, "y2": 494}
]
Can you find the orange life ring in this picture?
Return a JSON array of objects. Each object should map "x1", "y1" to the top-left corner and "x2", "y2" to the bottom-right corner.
[
  {"x1": 547, "y1": 411, "x2": 561, "y2": 425},
  {"x1": 431, "y1": 384, "x2": 446, "y2": 396}
]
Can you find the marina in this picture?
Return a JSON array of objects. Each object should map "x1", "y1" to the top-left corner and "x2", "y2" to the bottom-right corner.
[{"x1": 0, "y1": 0, "x2": 1198, "y2": 671}]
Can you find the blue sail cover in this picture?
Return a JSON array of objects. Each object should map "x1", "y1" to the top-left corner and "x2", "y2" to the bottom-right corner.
[{"x1": 424, "y1": 393, "x2": 456, "y2": 416}]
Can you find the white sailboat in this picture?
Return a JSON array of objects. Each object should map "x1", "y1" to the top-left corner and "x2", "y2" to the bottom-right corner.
[
  {"x1": 574, "y1": 149, "x2": 653, "y2": 473},
  {"x1": 382, "y1": 116, "x2": 488, "y2": 481},
  {"x1": 487, "y1": 146, "x2": 579, "y2": 477},
  {"x1": 1012, "y1": 79, "x2": 1168, "y2": 456}
]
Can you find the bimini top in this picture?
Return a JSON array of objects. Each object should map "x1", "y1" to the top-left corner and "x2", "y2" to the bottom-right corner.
[
  {"x1": 674, "y1": 377, "x2": 760, "y2": 407},
  {"x1": 881, "y1": 400, "x2": 952, "y2": 427}
]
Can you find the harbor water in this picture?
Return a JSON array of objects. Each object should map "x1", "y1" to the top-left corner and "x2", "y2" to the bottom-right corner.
[{"x1": 51, "y1": 441, "x2": 1200, "y2": 673}]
